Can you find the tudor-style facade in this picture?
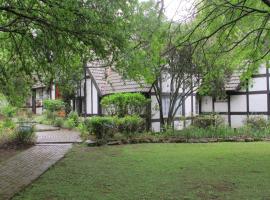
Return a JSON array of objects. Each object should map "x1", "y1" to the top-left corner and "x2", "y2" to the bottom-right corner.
[
  {"x1": 200, "y1": 64, "x2": 270, "y2": 128},
  {"x1": 74, "y1": 60, "x2": 198, "y2": 132},
  {"x1": 26, "y1": 83, "x2": 59, "y2": 114}
]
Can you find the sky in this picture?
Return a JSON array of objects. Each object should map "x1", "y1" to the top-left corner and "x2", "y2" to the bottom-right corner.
[
  {"x1": 139, "y1": 0, "x2": 195, "y2": 22},
  {"x1": 163, "y1": 0, "x2": 195, "y2": 22}
]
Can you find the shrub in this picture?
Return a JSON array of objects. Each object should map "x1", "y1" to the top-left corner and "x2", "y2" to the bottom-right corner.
[
  {"x1": 193, "y1": 114, "x2": 224, "y2": 128},
  {"x1": 54, "y1": 117, "x2": 64, "y2": 127},
  {"x1": 243, "y1": 116, "x2": 268, "y2": 130},
  {"x1": 101, "y1": 93, "x2": 149, "y2": 117},
  {"x1": 85, "y1": 116, "x2": 117, "y2": 140},
  {"x1": 77, "y1": 122, "x2": 88, "y2": 140},
  {"x1": 0, "y1": 105, "x2": 17, "y2": 118},
  {"x1": 43, "y1": 99, "x2": 65, "y2": 112},
  {"x1": 65, "y1": 118, "x2": 77, "y2": 129},
  {"x1": 177, "y1": 126, "x2": 235, "y2": 139},
  {"x1": 67, "y1": 111, "x2": 80, "y2": 127},
  {"x1": 117, "y1": 115, "x2": 144, "y2": 135},
  {"x1": 13, "y1": 124, "x2": 35, "y2": 144},
  {"x1": 3, "y1": 119, "x2": 16, "y2": 129}
]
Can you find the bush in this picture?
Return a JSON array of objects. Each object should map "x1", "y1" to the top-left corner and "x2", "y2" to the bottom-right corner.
[
  {"x1": 3, "y1": 119, "x2": 16, "y2": 129},
  {"x1": 43, "y1": 99, "x2": 65, "y2": 112},
  {"x1": 243, "y1": 116, "x2": 268, "y2": 130},
  {"x1": 13, "y1": 124, "x2": 35, "y2": 144},
  {"x1": 77, "y1": 122, "x2": 88, "y2": 140},
  {"x1": 85, "y1": 116, "x2": 117, "y2": 140},
  {"x1": 0, "y1": 105, "x2": 17, "y2": 118},
  {"x1": 101, "y1": 93, "x2": 149, "y2": 117},
  {"x1": 54, "y1": 117, "x2": 64, "y2": 127},
  {"x1": 117, "y1": 115, "x2": 144, "y2": 135},
  {"x1": 44, "y1": 110, "x2": 57, "y2": 120},
  {"x1": 193, "y1": 114, "x2": 224, "y2": 128},
  {"x1": 67, "y1": 111, "x2": 80, "y2": 127},
  {"x1": 65, "y1": 118, "x2": 77, "y2": 129},
  {"x1": 85, "y1": 115, "x2": 144, "y2": 143}
]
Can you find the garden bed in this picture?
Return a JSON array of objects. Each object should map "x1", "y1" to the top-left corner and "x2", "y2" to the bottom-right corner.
[{"x1": 91, "y1": 136, "x2": 270, "y2": 146}]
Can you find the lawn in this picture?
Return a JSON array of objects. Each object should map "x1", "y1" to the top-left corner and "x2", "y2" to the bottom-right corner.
[{"x1": 14, "y1": 143, "x2": 270, "y2": 200}]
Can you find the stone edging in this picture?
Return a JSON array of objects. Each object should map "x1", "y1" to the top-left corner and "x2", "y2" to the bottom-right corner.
[{"x1": 87, "y1": 137, "x2": 270, "y2": 146}]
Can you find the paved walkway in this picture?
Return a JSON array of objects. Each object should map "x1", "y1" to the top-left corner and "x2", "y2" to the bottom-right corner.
[
  {"x1": 0, "y1": 144, "x2": 72, "y2": 200},
  {"x1": 35, "y1": 124, "x2": 60, "y2": 132},
  {"x1": 36, "y1": 129, "x2": 82, "y2": 143},
  {"x1": 0, "y1": 125, "x2": 81, "y2": 199}
]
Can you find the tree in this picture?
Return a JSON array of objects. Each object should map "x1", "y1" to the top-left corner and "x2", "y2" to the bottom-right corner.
[
  {"x1": 117, "y1": 1, "x2": 200, "y2": 130},
  {"x1": 175, "y1": 0, "x2": 270, "y2": 94},
  {"x1": 0, "y1": 0, "x2": 138, "y2": 104}
]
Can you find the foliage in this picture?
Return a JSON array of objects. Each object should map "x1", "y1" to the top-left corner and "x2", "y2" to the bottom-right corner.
[
  {"x1": 0, "y1": 93, "x2": 9, "y2": 108},
  {"x1": 85, "y1": 116, "x2": 117, "y2": 141},
  {"x1": 177, "y1": 0, "x2": 270, "y2": 95},
  {"x1": 43, "y1": 99, "x2": 65, "y2": 112},
  {"x1": 243, "y1": 116, "x2": 268, "y2": 130},
  {"x1": 54, "y1": 118, "x2": 64, "y2": 127},
  {"x1": 101, "y1": 93, "x2": 149, "y2": 117},
  {"x1": 63, "y1": 118, "x2": 77, "y2": 130},
  {"x1": 193, "y1": 114, "x2": 224, "y2": 128},
  {"x1": 0, "y1": 105, "x2": 17, "y2": 118},
  {"x1": 67, "y1": 111, "x2": 80, "y2": 127},
  {"x1": 13, "y1": 124, "x2": 35, "y2": 144},
  {"x1": 0, "y1": 0, "x2": 139, "y2": 105},
  {"x1": 86, "y1": 115, "x2": 144, "y2": 142},
  {"x1": 76, "y1": 122, "x2": 88, "y2": 140},
  {"x1": 117, "y1": 115, "x2": 145, "y2": 135},
  {"x1": 116, "y1": 1, "x2": 199, "y2": 129}
]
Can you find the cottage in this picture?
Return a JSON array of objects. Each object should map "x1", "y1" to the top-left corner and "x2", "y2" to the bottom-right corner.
[
  {"x1": 200, "y1": 64, "x2": 270, "y2": 128},
  {"x1": 26, "y1": 82, "x2": 58, "y2": 114},
  {"x1": 29, "y1": 61, "x2": 269, "y2": 130},
  {"x1": 74, "y1": 61, "x2": 197, "y2": 132}
]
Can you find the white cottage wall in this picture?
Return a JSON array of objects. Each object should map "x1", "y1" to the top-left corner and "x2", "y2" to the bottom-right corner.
[{"x1": 200, "y1": 64, "x2": 270, "y2": 128}]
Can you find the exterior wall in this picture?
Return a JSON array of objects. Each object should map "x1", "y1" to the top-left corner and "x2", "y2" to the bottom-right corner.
[
  {"x1": 150, "y1": 73, "x2": 197, "y2": 132},
  {"x1": 200, "y1": 64, "x2": 270, "y2": 128},
  {"x1": 74, "y1": 76, "x2": 99, "y2": 116},
  {"x1": 29, "y1": 86, "x2": 52, "y2": 114},
  {"x1": 85, "y1": 78, "x2": 99, "y2": 115}
]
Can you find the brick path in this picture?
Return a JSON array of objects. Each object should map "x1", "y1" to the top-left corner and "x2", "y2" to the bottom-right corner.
[
  {"x1": 0, "y1": 125, "x2": 81, "y2": 199},
  {"x1": 0, "y1": 144, "x2": 72, "y2": 200},
  {"x1": 35, "y1": 124, "x2": 60, "y2": 132},
  {"x1": 36, "y1": 129, "x2": 82, "y2": 143}
]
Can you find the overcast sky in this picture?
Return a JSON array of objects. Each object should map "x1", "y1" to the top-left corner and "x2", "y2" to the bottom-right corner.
[{"x1": 139, "y1": 0, "x2": 195, "y2": 22}]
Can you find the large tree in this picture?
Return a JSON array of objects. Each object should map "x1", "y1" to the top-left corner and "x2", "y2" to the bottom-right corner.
[
  {"x1": 0, "y1": 0, "x2": 137, "y2": 105},
  {"x1": 117, "y1": 0, "x2": 201, "y2": 130},
  {"x1": 175, "y1": 0, "x2": 270, "y2": 95}
]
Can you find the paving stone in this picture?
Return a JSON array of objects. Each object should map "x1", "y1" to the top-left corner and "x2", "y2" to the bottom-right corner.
[
  {"x1": 36, "y1": 129, "x2": 82, "y2": 144},
  {"x1": 0, "y1": 144, "x2": 72, "y2": 200},
  {"x1": 35, "y1": 124, "x2": 60, "y2": 132}
]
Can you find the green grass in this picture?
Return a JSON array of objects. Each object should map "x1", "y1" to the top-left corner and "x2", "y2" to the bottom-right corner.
[{"x1": 14, "y1": 143, "x2": 270, "y2": 200}]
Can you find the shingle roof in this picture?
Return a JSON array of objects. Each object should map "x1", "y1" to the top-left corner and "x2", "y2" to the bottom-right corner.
[
  {"x1": 87, "y1": 61, "x2": 151, "y2": 96},
  {"x1": 32, "y1": 81, "x2": 46, "y2": 89},
  {"x1": 225, "y1": 70, "x2": 243, "y2": 91}
]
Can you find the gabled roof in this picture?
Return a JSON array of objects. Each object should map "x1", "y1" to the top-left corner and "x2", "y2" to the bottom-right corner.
[{"x1": 87, "y1": 61, "x2": 151, "y2": 96}]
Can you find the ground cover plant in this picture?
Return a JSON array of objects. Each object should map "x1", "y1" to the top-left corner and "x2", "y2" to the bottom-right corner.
[{"x1": 13, "y1": 143, "x2": 270, "y2": 200}]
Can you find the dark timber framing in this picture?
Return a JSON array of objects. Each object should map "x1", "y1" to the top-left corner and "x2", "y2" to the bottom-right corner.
[
  {"x1": 228, "y1": 95, "x2": 231, "y2": 126},
  {"x1": 246, "y1": 83, "x2": 249, "y2": 118},
  {"x1": 202, "y1": 68, "x2": 270, "y2": 127}
]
